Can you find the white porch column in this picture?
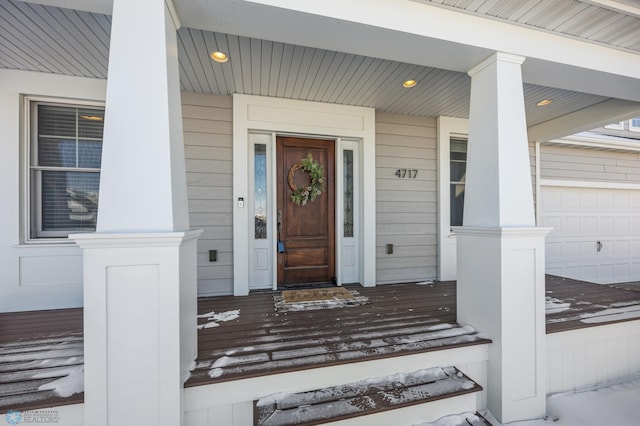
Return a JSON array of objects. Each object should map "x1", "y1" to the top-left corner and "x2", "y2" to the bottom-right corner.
[
  {"x1": 70, "y1": 1, "x2": 201, "y2": 425},
  {"x1": 456, "y1": 52, "x2": 550, "y2": 423}
]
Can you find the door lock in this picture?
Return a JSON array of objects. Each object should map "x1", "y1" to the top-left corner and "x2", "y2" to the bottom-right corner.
[{"x1": 596, "y1": 241, "x2": 602, "y2": 252}]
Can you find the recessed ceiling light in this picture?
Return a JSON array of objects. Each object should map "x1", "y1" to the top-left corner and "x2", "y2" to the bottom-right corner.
[
  {"x1": 536, "y1": 99, "x2": 553, "y2": 106},
  {"x1": 210, "y1": 51, "x2": 229, "y2": 63},
  {"x1": 80, "y1": 115, "x2": 104, "y2": 121},
  {"x1": 402, "y1": 79, "x2": 417, "y2": 88}
]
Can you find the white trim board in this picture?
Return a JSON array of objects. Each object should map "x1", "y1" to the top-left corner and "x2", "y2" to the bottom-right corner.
[
  {"x1": 437, "y1": 116, "x2": 469, "y2": 281},
  {"x1": 544, "y1": 136, "x2": 640, "y2": 153},
  {"x1": 232, "y1": 94, "x2": 376, "y2": 295},
  {"x1": 540, "y1": 179, "x2": 640, "y2": 191}
]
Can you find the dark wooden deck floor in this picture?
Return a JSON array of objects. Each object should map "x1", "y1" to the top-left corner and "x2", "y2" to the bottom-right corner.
[
  {"x1": 545, "y1": 275, "x2": 640, "y2": 333},
  {"x1": 0, "y1": 308, "x2": 83, "y2": 412},
  {"x1": 187, "y1": 282, "x2": 487, "y2": 388},
  {"x1": 2, "y1": 275, "x2": 640, "y2": 413}
]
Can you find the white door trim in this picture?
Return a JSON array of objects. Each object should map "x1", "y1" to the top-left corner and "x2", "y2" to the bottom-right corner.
[
  {"x1": 233, "y1": 94, "x2": 376, "y2": 295},
  {"x1": 437, "y1": 116, "x2": 468, "y2": 281}
]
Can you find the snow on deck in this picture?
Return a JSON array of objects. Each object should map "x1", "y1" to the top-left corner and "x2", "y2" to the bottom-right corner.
[
  {"x1": 187, "y1": 282, "x2": 490, "y2": 386},
  {"x1": 0, "y1": 335, "x2": 84, "y2": 412},
  {"x1": 545, "y1": 275, "x2": 640, "y2": 333},
  {"x1": 255, "y1": 366, "x2": 481, "y2": 426}
]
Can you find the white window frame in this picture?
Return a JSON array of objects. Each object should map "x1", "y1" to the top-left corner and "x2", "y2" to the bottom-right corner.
[
  {"x1": 629, "y1": 118, "x2": 640, "y2": 132},
  {"x1": 24, "y1": 96, "x2": 105, "y2": 242},
  {"x1": 437, "y1": 116, "x2": 469, "y2": 281}
]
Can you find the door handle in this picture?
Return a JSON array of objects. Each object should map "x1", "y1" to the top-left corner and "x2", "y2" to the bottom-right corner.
[
  {"x1": 596, "y1": 241, "x2": 602, "y2": 252},
  {"x1": 277, "y1": 210, "x2": 286, "y2": 253}
]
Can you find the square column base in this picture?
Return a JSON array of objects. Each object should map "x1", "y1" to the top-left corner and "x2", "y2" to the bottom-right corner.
[
  {"x1": 455, "y1": 226, "x2": 550, "y2": 424},
  {"x1": 71, "y1": 230, "x2": 202, "y2": 426}
]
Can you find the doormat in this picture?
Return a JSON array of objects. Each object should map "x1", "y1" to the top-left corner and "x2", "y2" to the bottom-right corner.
[{"x1": 274, "y1": 287, "x2": 370, "y2": 312}]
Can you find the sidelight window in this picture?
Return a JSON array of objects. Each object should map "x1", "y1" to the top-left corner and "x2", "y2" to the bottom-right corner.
[{"x1": 450, "y1": 138, "x2": 467, "y2": 228}]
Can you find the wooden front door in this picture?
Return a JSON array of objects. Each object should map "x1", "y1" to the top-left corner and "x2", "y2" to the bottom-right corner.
[{"x1": 277, "y1": 137, "x2": 335, "y2": 287}]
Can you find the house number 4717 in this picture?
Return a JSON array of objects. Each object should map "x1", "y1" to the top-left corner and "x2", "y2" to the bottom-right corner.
[{"x1": 395, "y1": 169, "x2": 418, "y2": 178}]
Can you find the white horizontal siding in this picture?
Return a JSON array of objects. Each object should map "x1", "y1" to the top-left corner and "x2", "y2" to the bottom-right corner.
[
  {"x1": 375, "y1": 112, "x2": 438, "y2": 284},
  {"x1": 183, "y1": 92, "x2": 234, "y2": 296},
  {"x1": 540, "y1": 145, "x2": 640, "y2": 184}
]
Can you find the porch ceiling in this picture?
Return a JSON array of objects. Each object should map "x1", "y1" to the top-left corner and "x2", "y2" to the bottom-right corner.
[{"x1": 2, "y1": 0, "x2": 639, "y2": 132}]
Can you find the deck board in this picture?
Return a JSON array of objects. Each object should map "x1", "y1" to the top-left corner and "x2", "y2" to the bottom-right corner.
[{"x1": 2, "y1": 276, "x2": 640, "y2": 413}]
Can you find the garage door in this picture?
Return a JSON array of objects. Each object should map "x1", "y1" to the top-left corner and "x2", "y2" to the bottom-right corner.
[{"x1": 539, "y1": 186, "x2": 640, "y2": 284}]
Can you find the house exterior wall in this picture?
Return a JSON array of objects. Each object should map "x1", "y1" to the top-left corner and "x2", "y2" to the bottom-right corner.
[
  {"x1": 375, "y1": 112, "x2": 438, "y2": 284},
  {"x1": 5, "y1": 71, "x2": 638, "y2": 309},
  {"x1": 182, "y1": 93, "x2": 234, "y2": 296},
  {"x1": 2, "y1": 78, "x2": 446, "y2": 310},
  {"x1": 0, "y1": 69, "x2": 106, "y2": 312},
  {"x1": 540, "y1": 144, "x2": 640, "y2": 183},
  {"x1": 187, "y1": 102, "x2": 441, "y2": 293}
]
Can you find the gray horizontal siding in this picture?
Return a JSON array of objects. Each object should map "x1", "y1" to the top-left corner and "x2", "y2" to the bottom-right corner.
[
  {"x1": 376, "y1": 112, "x2": 438, "y2": 285},
  {"x1": 183, "y1": 92, "x2": 233, "y2": 296},
  {"x1": 540, "y1": 145, "x2": 640, "y2": 184}
]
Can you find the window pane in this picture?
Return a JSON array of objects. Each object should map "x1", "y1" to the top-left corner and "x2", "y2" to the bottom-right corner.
[
  {"x1": 450, "y1": 151, "x2": 466, "y2": 161},
  {"x1": 450, "y1": 184, "x2": 465, "y2": 227},
  {"x1": 254, "y1": 144, "x2": 267, "y2": 239},
  {"x1": 78, "y1": 108, "x2": 105, "y2": 139},
  {"x1": 450, "y1": 138, "x2": 467, "y2": 227},
  {"x1": 343, "y1": 150, "x2": 354, "y2": 238},
  {"x1": 38, "y1": 105, "x2": 77, "y2": 137},
  {"x1": 41, "y1": 170, "x2": 99, "y2": 232},
  {"x1": 38, "y1": 138, "x2": 77, "y2": 167},
  {"x1": 450, "y1": 160, "x2": 466, "y2": 182},
  {"x1": 78, "y1": 140, "x2": 102, "y2": 168},
  {"x1": 450, "y1": 139, "x2": 467, "y2": 153}
]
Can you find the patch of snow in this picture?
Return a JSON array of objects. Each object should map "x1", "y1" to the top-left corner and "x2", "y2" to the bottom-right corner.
[
  {"x1": 35, "y1": 366, "x2": 84, "y2": 398},
  {"x1": 414, "y1": 412, "x2": 485, "y2": 426},
  {"x1": 545, "y1": 297, "x2": 571, "y2": 314},
  {"x1": 610, "y1": 301, "x2": 640, "y2": 308},
  {"x1": 426, "y1": 323, "x2": 455, "y2": 331},
  {"x1": 211, "y1": 353, "x2": 269, "y2": 369},
  {"x1": 197, "y1": 309, "x2": 240, "y2": 329},
  {"x1": 0, "y1": 348, "x2": 83, "y2": 363},
  {"x1": 416, "y1": 281, "x2": 434, "y2": 285},
  {"x1": 483, "y1": 374, "x2": 640, "y2": 425},
  {"x1": 270, "y1": 324, "x2": 476, "y2": 361},
  {"x1": 196, "y1": 321, "x2": 220, "y2": 330},
  {"x1": 580, "y1": 305, "x2": 640, "y2": 323},
  {"x1": 208, "y1": 368, "x2": 223, "y2": 378}
]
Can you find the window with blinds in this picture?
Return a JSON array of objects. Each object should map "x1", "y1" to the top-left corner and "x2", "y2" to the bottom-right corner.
[{"x1": 29, "y1": 101, "x2": 104, "y2": 238}]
